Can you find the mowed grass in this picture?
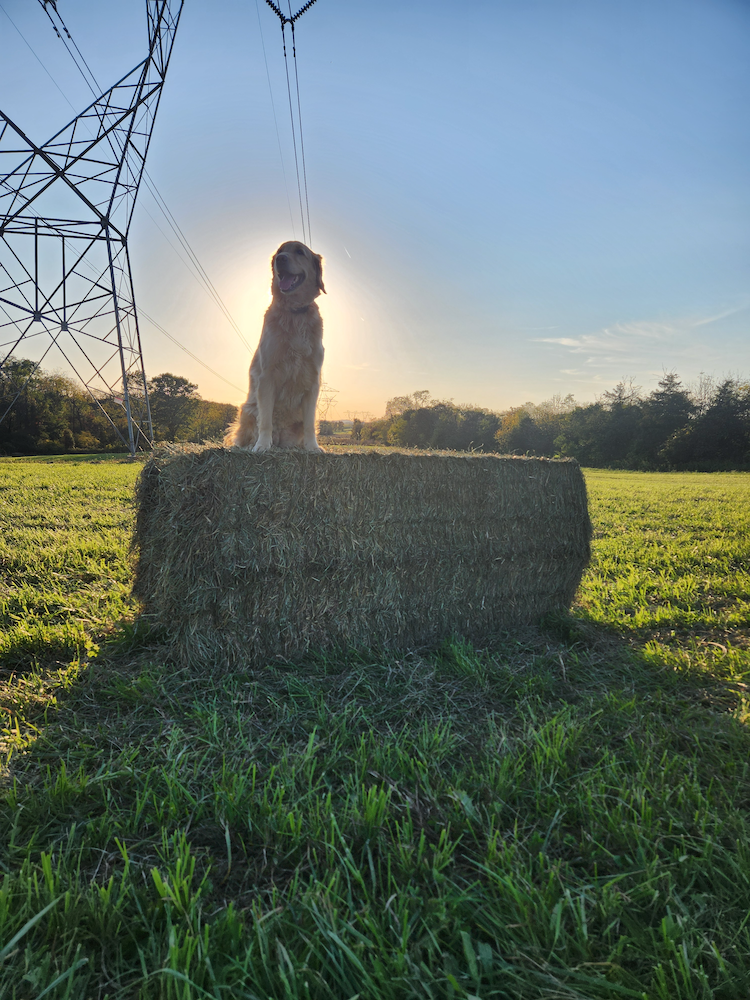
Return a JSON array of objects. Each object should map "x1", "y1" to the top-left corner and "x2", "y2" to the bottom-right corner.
[
  {"x1": 0, "y1": 458, "x2": 137, "y2": 676},
  {"x1": 580, "y1": 470, "x2": 750, "y2": 695},
  {"x1": 0, "y1": 459, "x2": 749, "y2": 999}
]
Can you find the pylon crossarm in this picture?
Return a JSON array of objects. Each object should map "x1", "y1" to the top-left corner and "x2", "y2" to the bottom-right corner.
[
  {"x1": 0, "y1": 114, "x2": 120, "y2": 236},
  {"x1": 3, "y1": 56, "x2": 148, "y2": 168},
  {"x1": 0, "y1": 218, "x2": 108, "y2": 239},
  {"x1": 0, "y1": 74, "x2": 165, "y2": 233},
  {"x1": 0, "y1": 100, "x2": 156, "y2": 238},
  {"x1": 0, "y1": 5, "x2": 182, "y2": 228}
]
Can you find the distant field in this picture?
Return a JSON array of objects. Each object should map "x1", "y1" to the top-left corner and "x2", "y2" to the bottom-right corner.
[
  {"x1": 0, "y1": 452, "x2": 132, "y2": 463},
  {"x1": 1, "y1": 459, "x2": 749, "y2": 999}
]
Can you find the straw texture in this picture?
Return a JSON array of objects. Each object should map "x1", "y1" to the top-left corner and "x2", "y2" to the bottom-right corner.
[{"x1": 132, "y1": 447, "x2": 591, "y2": 667}]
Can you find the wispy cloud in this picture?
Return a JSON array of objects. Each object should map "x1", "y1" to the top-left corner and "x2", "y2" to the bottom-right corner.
[
  {"x1": 691, "y1": 303, "x2": 749, "y2": 327},
  {"x1": 535, "y1": 319, "x2": 676, "y2": 353},
  {"x1": 533, "y1": 306, "x2": 747, "y2": 363},
  {"x1": 530, "y1": 304, "x2": 748, "y2": 388}
]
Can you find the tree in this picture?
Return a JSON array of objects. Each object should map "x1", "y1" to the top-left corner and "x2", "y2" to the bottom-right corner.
[
  {"x1": 495, "y1": 410, "x2": 553, "y2": 456},
  {"x1": 601, "y1": 378, "x2": 641, "y2": 408},
  {"x1": 534, "y1": 393, "x2": 577, "y2": 417},
  {"x1": 522, "y1": 394, "x2": 577, "y2": 453},
  {"x1": 183, "y1": 401, "x2": 237, "y2": 443},
  {"x1": 0, "y1": 359, "x2": 40, "y2": 454},
  {"x1": 660, "y1": 378, "x2": 750, "y2": 469},
  {"x1": 0, "y1": 360, "x2": 241, "y2": 454},
  {"x1": 688, "y1": 372, "x2": 718, "y2": 417},
  {"x1": 385, "y1": 403, "x2": 452, "y2": 449},
  {"x1": 384, "y1": 390, "x2": 433, "y2": 418},
  {"x1": 148, "y1": 373, "x2": 200, "y2": 441},
  {"x1": 557, "y1": 401, "x2": 643, "y2": 467},
  {"x1": 0, "y1": 361, "x2": 111, "y2": 454},
  {"x1": 453, "y1": 407, "x2": 502, "y2": 451},
  {"x1": 637, "y1": 372, "x2": 695, "y2": 465}
]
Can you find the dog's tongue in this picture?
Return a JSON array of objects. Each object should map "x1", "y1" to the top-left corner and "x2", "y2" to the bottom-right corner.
[{"x1": 279, "y1": 274, "x2": 296, "y2": 292}]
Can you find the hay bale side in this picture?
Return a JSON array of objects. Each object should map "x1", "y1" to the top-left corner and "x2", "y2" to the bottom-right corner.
[{"x1": 132, "y1": 448, "x2": 591, "y2": 667}]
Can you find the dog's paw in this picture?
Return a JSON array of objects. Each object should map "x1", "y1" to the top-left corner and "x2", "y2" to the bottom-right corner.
[
  {"x1": 303, "y1": 442, "x2": 324, "y2": 453},
  {"x1": 252, "y1": 436, "x2": 273, "y2": 453}
]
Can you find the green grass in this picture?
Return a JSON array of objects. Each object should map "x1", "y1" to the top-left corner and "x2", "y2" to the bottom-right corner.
[
  {"x1": 1, "y1": 460, "x2": 749, "y2": 999},
  {"x1": 579, "y1": 470, "x2": 750, "y2": 705},
  {"x1": 0, "y1": 460, "x2": 139, "y2": 679}
]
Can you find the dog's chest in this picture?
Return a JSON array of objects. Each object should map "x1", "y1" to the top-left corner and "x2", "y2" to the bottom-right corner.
[
  {"x1": 280, "y1": 328, "x2": 319, "y2": 379},
  {"x1": 257, "y1": 305, "x2": 323, "y2": 387}
]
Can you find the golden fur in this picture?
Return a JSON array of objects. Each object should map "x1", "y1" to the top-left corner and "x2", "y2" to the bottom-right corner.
[{"x1": 224, "y1": 241, "x2": 326, "y2": 452}]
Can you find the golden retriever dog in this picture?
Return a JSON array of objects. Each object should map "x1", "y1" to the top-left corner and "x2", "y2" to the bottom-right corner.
[{"x1": 224, "y1": 241, "x2": 326, "y2": 452}]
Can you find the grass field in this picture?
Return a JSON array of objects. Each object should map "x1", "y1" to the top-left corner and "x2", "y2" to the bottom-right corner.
[{"x1": 1, "y1": 458, "x2": 749, "y2": 999}]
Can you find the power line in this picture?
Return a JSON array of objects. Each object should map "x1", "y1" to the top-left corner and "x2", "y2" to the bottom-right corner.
[
  {"x1": 139, "y1": 310, "x2": 246, "y2": 394},
  {"x1": 279, "y1": 20, "x2": 306, "y2": 244},
  {"x1": 36, "y1": 0, "x2": 100, "y2": 96},
  {"x1": 289, "y1": 19, "x2": 312, "y2": 245},
  {"x1": 137, "y1": 177, "x2": 254, "y2": 353},
  {"x1": 264, "y1": 0, "x2": 317, "y2": 246},
  {"x1": 0, "y1": 1, "x2": 78, "y2": 113},
  {"x1": 255, "y1": 0, "x2": 297, "y2": 237}
]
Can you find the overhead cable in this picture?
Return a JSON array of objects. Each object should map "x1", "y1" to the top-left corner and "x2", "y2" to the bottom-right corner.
[
  {"x1": 254, "y1": 0, "x2": 297, "y2": 236},
  {"x1": 264, "y1": 0, "x2": 317, "y2": 246}
]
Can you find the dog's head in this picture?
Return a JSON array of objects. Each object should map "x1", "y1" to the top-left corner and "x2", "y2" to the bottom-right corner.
[{"x1": 271, "y1": 241, "x2": 325, "y2": 306}]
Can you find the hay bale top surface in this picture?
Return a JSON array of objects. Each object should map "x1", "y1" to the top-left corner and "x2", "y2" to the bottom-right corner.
[
  {"x1": 137, "y1": 446, "x2": 588, "y2": 538},
  {"x1": 142, "y1": 443, "x2": 584, "y2": 485},
  {"x1": 147, "y1": 442, "x2": 580, "y2": 464}
]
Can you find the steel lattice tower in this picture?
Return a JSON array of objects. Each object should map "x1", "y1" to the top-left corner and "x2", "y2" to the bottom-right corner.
[{"x1": 0, "y1": 0, "x2": 183, "y2": 455}]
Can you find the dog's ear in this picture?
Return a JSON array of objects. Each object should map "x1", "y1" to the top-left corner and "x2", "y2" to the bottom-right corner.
[{"x1": 313, "y1": 252, "x2": 326, "y2": 294}]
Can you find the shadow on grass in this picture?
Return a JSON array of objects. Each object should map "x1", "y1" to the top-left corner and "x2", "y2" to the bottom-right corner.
[{"x1": 2, "y1": 613, "x2": 749, "y2": 999}]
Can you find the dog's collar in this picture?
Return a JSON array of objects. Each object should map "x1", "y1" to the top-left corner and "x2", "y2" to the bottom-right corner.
[{"x1": 290, "y1": 305, "x2": 310, "y2": 314}]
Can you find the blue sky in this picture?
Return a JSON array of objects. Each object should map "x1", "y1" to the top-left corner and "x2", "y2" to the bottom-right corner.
[{"x1": 1, "y1": 0, "x2": 748, "y2": 417}]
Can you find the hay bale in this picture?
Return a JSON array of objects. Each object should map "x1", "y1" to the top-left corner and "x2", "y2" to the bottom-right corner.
[{"x1": 132, "y1": 447, "x2": 591, "y2": 667}]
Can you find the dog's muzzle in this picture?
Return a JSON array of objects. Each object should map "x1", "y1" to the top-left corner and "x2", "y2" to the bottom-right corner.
[{"x1": 275, "y1": 255, "x2": 305, "y2": 293}]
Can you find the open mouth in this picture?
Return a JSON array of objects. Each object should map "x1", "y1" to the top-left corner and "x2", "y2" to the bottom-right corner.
[{"x1": 276, "y1": 269, "x2": 305, "y2": 293}]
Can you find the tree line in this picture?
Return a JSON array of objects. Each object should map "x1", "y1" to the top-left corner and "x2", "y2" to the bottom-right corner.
[
  {"x1": 353, "y1": 374, "x2": 750, "y2": 470},
  {"x1": 3, "y1": 360, "x2": 749, "y2": 469},
  {"x1": 0, "y1": 360, "x2": 236, "y2": 455}
]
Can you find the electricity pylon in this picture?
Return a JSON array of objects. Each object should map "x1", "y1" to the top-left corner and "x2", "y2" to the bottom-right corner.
[{"x1": 0, "y1": 0, "x2": 183, "y2": 455}]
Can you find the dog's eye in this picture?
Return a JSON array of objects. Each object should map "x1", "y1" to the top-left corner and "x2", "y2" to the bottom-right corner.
[{"x1": 295, "y1": 248, "x2": 305, "y2": 255}]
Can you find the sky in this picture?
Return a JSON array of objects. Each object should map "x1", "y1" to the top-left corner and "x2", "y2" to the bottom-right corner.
[{"x1": 1, "y1": 0, "x2": 749, "y2": 419}]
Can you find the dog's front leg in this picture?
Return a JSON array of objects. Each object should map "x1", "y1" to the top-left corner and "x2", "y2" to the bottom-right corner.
[
  {"x1": 301, "y1": 385, "x2": 323, "y2": 453},
  {"x1": 253, "y1": 377, "x2": 275, "y2": 452}
]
